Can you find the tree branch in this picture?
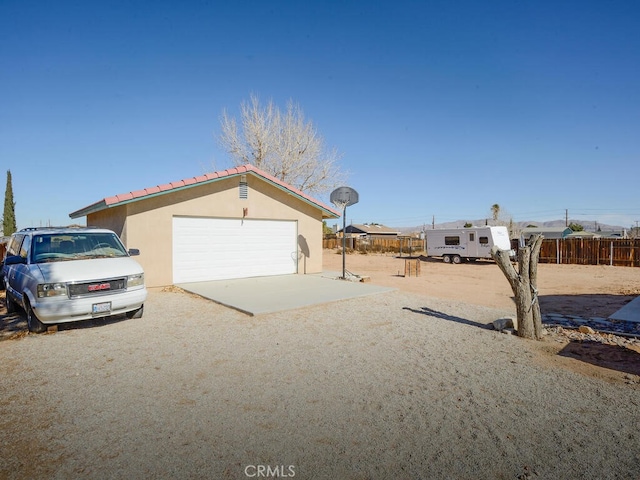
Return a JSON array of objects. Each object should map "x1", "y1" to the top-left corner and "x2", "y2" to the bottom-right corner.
[{"x1": 216, "y1": 96, "x2": 347, "y2": 195}]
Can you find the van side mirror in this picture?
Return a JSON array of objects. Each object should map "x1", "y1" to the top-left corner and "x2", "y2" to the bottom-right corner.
[
  {"x1": 128, "y1": 248, "x2": 140, "y2": 256},
  {"x1": 4, "y1": 255, "x2": 26, "y2": 265}
]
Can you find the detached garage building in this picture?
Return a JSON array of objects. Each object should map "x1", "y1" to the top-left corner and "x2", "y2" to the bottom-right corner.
[{"x1": 69, "y1": 165, "x2": 340, "y2": 287}]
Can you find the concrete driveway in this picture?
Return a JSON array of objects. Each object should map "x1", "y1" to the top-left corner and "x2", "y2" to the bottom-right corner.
[{"x1": 177, "y1": 272, "x2": 395, "y2": 315}]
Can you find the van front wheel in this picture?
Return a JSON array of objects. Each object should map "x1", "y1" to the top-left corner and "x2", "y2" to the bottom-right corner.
[
  {"x1": 443, "y1": 255, "x2": 451, "y2": 264},
  {"x1": 25, "y1": 301, "x2": 47, "y2": 334}
]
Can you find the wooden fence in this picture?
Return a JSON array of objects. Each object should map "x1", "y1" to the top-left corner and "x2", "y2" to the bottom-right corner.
[
  {"x1": 538, "y1": 238, "x2": 640, "y2": 267},
  {"x1": 323, "y1": 236, "x2": 424, "y2": 255},
  {"x1": 324, "y1": 236, "x2": 640, "y2": 267}
]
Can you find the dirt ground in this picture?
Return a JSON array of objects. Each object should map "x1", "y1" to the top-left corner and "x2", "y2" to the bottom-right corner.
[
  {"x1": 324, "y1": 250, "x2": 640, "y2": 385},
  {"x1": 323, "y1": 250, "x2": 640, "y2": 318},
  {"x1": 1, "y1": 254, "x2": 639, "y2": 478},
  {"x1": 3, "y1": 252, "x2": 640, "y2": 386}
]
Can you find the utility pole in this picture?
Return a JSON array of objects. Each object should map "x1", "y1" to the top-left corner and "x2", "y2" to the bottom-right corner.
[
  {"x1": 432, "y1": 215, "x2": 435, "y2": 229},
  {"x1": 565, "y1": 209, "x2": 568, "y2": 227}
]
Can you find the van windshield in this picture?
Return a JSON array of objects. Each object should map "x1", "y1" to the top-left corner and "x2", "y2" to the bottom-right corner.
[{"x1": 31, "y1": 233, "x2": 129, "y2": 263}]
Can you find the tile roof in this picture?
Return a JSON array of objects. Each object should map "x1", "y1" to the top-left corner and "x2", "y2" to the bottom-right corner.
[{"x1": 69, "y1": 165, "x2": 341, "y2": 219}]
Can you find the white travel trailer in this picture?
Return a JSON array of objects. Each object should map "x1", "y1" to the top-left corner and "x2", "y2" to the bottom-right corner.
[{"x1": 425, "y1": 226, "x2": 514, "y2": 263}]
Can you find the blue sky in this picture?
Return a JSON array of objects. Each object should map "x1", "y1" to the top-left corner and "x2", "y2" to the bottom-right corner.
[{"x1": 2, "y1": 0, "x2": 639, "y2": 230}]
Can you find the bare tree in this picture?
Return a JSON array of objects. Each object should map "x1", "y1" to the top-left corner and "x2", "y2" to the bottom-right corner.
[
  {"x1": 218, "y1": 95, "x2": 347, "y2": 195},
  {"x1": 491, "y1": 234, "x2": 544, "y2": 340}
]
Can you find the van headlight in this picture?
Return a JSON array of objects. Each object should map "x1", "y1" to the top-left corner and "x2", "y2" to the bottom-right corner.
[
  {"x1": 37, "y1": 283, "x2": 68, "y2": 298},
  {"x1": 127, "y1": 273, "x2": 144, "y2": 288}
]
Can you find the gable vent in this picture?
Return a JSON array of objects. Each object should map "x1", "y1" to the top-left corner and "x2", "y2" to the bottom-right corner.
[{"x1": 239, "y1": 180, "x2": 248, "y2": 199}]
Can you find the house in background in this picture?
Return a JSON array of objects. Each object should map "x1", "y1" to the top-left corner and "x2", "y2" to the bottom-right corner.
[
  {"x1": 336, "y1": 223, "x2": 400, "y2": 239},
  {"x1": 598, "y1": 229, "x2": 628, "y2": 239},
  {"x1": 566, "y1": 230, "x2": 601, "y2": 239},
  {"x1": 69, "y1": 165, "x2": 340, "y2": 287},
  {"x1": 521, "y1": 226, "x2": 573, "y2": 240}
]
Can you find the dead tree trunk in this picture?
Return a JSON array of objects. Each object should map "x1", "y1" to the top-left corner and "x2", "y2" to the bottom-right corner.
[{"x1": 491, "y1": 235, "x2": 544, "y2": 340}]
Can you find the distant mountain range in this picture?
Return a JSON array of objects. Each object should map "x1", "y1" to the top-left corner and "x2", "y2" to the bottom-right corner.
[{"x1": 396, "y1": 219, "x2": 627, "y2": 234}]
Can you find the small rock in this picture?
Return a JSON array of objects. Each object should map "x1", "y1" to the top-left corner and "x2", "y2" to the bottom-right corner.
[
  {"x1": 493, "y1": 318, "x2": 515, "y2": 331},
  {"x1": 578, "y1": 325, "x2": 595, "y2": 334}
]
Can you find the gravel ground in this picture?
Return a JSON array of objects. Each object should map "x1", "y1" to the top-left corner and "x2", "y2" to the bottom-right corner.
[{"x1": 1, "y1": 287, "x2": 640, "y2": 479}]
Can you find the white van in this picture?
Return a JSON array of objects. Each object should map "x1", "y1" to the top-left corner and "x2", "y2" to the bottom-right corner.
[
  {"x1": 2, "y1": 227, "x2": 147, "y2": 333},
  {"x1": 425, "y1": 226, "x2": 514, "y2": 263}
]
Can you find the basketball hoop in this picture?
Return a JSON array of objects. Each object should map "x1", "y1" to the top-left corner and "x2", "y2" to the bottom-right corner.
[
  {"x1": 332, "y1": 199, "x2": 349, "y2": 212},
  {"x1": 330, "y1": 186, "x2": 359, "y2": 211},
  {"x1": 330, "y1": 186, "x2": 359, "y2": 279}
]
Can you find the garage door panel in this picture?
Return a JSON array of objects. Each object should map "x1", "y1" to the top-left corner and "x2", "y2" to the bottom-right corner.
[{"x1": 173, "y1": 217, "x2": 297, "y2": 283}]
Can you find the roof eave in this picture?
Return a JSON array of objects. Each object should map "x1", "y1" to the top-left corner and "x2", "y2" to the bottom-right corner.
[{"x1": 69, "y1": 200, "x2": 109, "y2": 219}]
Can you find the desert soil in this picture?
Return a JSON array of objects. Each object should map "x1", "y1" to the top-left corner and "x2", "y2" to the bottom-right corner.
[
  {"x1": 323, "y1": 250, "x2": 640, "y2": 318},
  {"x1": 0, "y1": 253, "x2": 639, "y2": 479}
]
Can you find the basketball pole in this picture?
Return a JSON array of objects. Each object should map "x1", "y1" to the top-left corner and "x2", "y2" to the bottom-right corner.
[
  {"x1": 342, "y1": 204, "x2": 347, "y2": 279},
  {"x1": 330, "y1": 186, "x2": 358, "y2": 281}
]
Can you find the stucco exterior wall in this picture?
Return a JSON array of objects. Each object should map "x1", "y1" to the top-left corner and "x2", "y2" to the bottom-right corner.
[
  {"x1": 87, "y1": 207, "x2": 128, "y2": 244},
  {"x1": 86, "y1": 174, "x2": 326, "y2": 287}
]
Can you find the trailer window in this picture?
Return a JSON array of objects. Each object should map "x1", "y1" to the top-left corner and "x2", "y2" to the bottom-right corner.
[
  {"x1": 445, "y1": 236, "x2": 460, "y2": 246},
  {"x1": 479, "y1": 236, "x2": 489, "y2": 245}
]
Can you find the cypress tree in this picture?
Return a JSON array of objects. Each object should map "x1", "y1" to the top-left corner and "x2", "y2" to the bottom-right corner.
[{"x1": 3, "y1": 170, "x2": 17, "y2": 236}]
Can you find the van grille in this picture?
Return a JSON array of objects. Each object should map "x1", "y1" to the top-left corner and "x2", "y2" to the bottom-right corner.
[{"x1": 68, "y1": 278, "x2": 127, "y2": 298}]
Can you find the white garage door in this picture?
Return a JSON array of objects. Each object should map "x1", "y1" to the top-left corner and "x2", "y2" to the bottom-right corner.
[{"x1": 172, "y1": 217, "x2": 298, "y2": 283}]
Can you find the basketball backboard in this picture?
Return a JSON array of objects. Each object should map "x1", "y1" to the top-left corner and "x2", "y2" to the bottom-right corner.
[{"x1": 330, "y1": 186, "x2": 359, "y2": 209}]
